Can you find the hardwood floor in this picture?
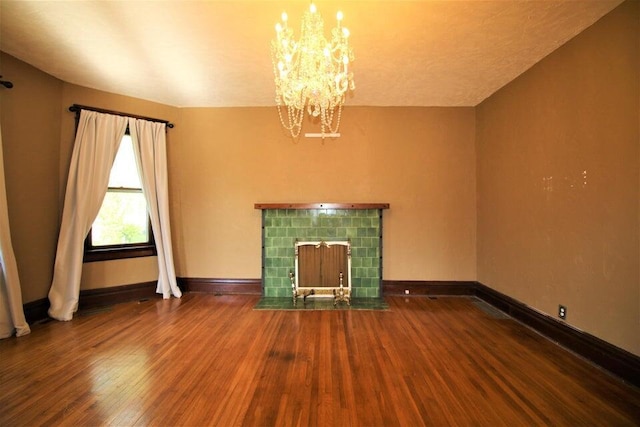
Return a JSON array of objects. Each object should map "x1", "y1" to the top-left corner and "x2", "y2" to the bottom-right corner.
[{"x1": 1, "y1": 294, "x2": 638, "y2": 426}]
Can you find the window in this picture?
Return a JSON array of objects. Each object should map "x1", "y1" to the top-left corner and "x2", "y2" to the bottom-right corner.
[{"x1": 84, "y1": 133, "x2": 156, "y2": 262}]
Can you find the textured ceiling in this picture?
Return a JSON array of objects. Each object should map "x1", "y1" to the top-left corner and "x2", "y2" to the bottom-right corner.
[{"x1": 0, "y1": 0, "x2": 623, "y2": 107}]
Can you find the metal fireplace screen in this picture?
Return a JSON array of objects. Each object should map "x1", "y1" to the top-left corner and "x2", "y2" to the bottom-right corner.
[{"x1": 291, "y1": 240, "x2": 351, "y2": 305}]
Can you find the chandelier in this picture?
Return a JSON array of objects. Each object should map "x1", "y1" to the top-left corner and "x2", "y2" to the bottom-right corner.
[{"x1": 271, "y1": 2, "x2": 355, "y2": 138}]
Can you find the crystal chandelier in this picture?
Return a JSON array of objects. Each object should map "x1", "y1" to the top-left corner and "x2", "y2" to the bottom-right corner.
[{"x1": 271, "y1": 2, "x2": 355, "y2": 138}]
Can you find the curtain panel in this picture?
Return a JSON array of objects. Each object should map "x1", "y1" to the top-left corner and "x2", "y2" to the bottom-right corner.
[
  {"x1": 48, "y1": 111, "x2": 128, "y2": 321},
  {"x1": 129, "y1": 118, "x2": 181, "y2": 299},
  {"x1": 0, "y1": 124, "x2": 30, "y2": 338}
]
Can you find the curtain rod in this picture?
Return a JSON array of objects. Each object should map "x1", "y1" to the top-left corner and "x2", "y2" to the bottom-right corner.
[{"x1": 68, "y1": 104, "x2": 174, "y2": 128}]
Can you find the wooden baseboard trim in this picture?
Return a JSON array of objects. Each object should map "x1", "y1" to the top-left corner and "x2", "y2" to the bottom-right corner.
[
  {"x1": 177, "y1": 277, "x2": 262, "y2": 295},
  {"x1": 23, "y1": 298, "x2": 50, "y2": 324},
  {"x1": 383, "y1": 280, "x2": 476, "y2": 296},
  {"x1": 22, "y1": 282, "x2": 159, "y2": 324},
  {"x1": 79, "y1": 281, "x2": 159, "y2": 310},
  {"x1": 474, "y1": 282, "x2": 640, "y2": 388}
]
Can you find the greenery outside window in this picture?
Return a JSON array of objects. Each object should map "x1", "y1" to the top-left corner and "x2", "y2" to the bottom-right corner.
[{"x1": 84, "y1": 133, "x2": 156, "y2": 262}]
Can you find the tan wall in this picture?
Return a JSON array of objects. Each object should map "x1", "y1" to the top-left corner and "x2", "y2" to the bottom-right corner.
[
  {"x1": 476, "y1": 1, "x2": 639, "y2": 355},
  {"x1": 174, "y1": 107, "x2": 477, "y2": 281},
  {"x1": 0, "y1": 55, "x2": 477, "y2": 298},
  {"x1": 0, "y1": 53, "x2": 62, "y2": 303},
  {"x1": 1, "y1": 57, "x2": 477, "y2": 301}
]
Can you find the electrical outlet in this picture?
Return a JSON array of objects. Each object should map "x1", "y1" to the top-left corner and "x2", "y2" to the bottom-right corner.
[
  {"x1": 558, "y1": 305, "x2": 567, "y2": 320},
  {"x1": 404, "y1": 289, "x2": 410, "y2": 295}
]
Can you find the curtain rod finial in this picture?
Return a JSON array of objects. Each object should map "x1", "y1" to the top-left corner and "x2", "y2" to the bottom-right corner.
[{"x1": 0, "y1": 76, "x2": 13, "y2": 89}]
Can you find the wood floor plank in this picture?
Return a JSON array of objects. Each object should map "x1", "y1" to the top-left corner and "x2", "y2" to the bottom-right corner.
[{"x1": 1, "y1": 294, "x2": 639, "y2": 426}]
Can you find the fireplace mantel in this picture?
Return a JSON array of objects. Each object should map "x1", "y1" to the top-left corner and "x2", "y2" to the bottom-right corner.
[{"x1": 255, "y1": 202, "x2": 389, "y2": 210}]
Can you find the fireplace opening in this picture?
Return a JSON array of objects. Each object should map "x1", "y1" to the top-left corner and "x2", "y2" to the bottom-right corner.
[{"x1": 291, "y1": 240, "x2": 351, "y2": 305}]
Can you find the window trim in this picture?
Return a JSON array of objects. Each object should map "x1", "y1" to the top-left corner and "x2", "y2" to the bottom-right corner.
[{"x1": 83, "y1": 131, "x2": 157, "y2": 263}]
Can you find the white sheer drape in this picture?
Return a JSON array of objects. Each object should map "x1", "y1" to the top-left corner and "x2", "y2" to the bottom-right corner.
[
  {"x1": 0, "y1": 124, "x2": 30, "y2": 338},
  {"x1": 129, "y1": 118, "x2": 182, "y2": 299},
  {"x1": 48, "y1": 111, "x2": 127, "y2": 321}
]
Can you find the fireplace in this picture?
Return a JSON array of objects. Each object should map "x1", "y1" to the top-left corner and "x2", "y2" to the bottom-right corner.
[{"x1": 255, "y1": 203, "x2": 389, "y2": 298}]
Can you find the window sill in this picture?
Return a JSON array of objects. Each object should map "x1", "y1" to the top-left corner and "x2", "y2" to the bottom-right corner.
[{"x1": 83, "y1": 245, "x2": 157, "y2": 263}]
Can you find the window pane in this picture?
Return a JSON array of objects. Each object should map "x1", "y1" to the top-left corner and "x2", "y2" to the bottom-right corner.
[
  {"x1": 109, "y1": 135, "x2": 141, "y2": 188},
  {"x1": 92, "y1": 191, "x2": 149, "y2": 246}
]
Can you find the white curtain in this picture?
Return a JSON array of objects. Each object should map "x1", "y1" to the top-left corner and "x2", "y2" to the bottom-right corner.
[
  {"x1": 129, "y1": 118, "x2": 182, "y2": 299},
  {"x1": 48, "y1": 111, "x2": 127, "y2": 321},
  {"x1": 0, "y1": 124, "x2": 30, "y2": 338}
]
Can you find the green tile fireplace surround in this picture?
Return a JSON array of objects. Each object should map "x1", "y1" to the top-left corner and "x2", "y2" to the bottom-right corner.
[{"x1": 255, "y1": 203, "x2": 390, "y2": 298}]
